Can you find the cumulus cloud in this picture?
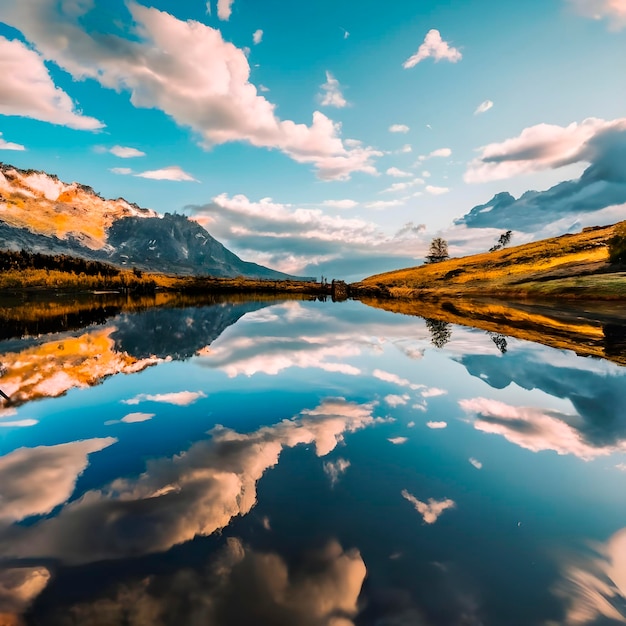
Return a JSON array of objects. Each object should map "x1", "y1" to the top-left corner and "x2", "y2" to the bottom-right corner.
[
  {"x1": 322, "y1": 199, "x2": 358, "y2": 209},
  {"x1": 0, "y1": 438, "x2": 116, "y2": 523},
  {"x1": 110, "y1": 145, "x2": 146, "y2": 158},
  {"x1": 566, "y1": 0, "x2": 626, "y2": 29},
  {"x1": 319, "y1": 71, "x2": 348, "y2": 108},
  {"x1": 465, "y1": 117, "x2": 626, "y2": 183},
  {"x1": 252, "y1": 29, "x2": 263, "y2": 44},
  {"x1": 0, "y1": 399, "x2": 382, "y2": 564},
  {"x1": 187, "y1": 193, "x2": 430, "y2": 276},
  {"x1": 401, "y1": 490, "x2": 455, "y2": 524},
  {"x1": 122, "y1": 391, "x2": 207, "y2": 406},
  {"x1": 386, "y1": 167, "x2": 412, "y2": 178},
  {"x1": 425, "y1": 184, "x2": 450, "y2": 195},
  {"x1": 323, "y1": 457, "x2": 351, "y2": 486},
  {"x1": 418, "y1": 147, "x2": 452, "y2": 162},
  {"x1": 427, "y1": 421, "x2": 447, "y2": 429},
  {"x1": 0, "y1": 132, "x2": 25, "y2": 151},
  {"x1": 403, "y1": 29, "x2": 462, "y2": 68},
  {"x1": 135, "y1": 166, "x2": 198, "y2": 181},
  {"x1": 3, "y1": 2, "x2": 379, "y2": 180},
  {"x1": 217, "y1": 0, "x2": 235, "y2": 20},
  {"x1": 474, "y1": 100, "x2": 494, "y2": 115},
  {"x1": 459, "y1": 397, "x2": 626, "y2": 460},
  {"x1": 389, "y1": 124, "x2": 410, "y2": 133},
  {"x1": 0, "y1": 36, "x2": 103, "y2": 130},
  {"x1": 421, "y1": 387, "x2": 447, "y2": 398}
]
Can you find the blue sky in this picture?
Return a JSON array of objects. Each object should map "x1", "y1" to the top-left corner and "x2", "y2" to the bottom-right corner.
[{"x1": 0, "y1": 0, "x2": 625, "y2": 278}]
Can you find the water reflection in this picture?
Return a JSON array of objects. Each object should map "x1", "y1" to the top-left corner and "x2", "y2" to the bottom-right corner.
[{"x1": 0, "y1": 296, "x2": 625, "y2": 624}]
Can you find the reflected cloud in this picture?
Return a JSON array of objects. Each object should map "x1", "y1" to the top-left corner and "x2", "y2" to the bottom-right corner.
[
  {"x1": 555, "y1": 528, "x2": 626, "y2": 624},
  {"x1": 373, "y1": 369, "x2": 422, "y2": 390},
  {"x1": 0, "y1": 438, "x2": 116, "y2": 523},
  {"x1": 121, "y1": 412, "x2": 155, "y2": 424},
  {"x1": 421, "y1": 387, "x2": 447, "y2": 398},
  {"x1": 388, "y1": 437, "x2": 408, "y2": 445},
  {"x1": 323, "y1": 458, "x2": 351, "y2": 487},
  {"x1": 469, "y1": 458, "x2": 483, "y2": 470},
  {"x1": 460, "y1": 397, "x2": 626, "y2": 460},
  {"x1": 29, "y1": 539, "x2": 366, "y2": 626},
  {"x1": 385, "y1": 394, "x2": 410, "y2": 407},
  {"x1": 0, "y1": 566, "x2": 50, "y2": 624},
  {"x1": 427, "y1": 421, "x2": 448, "y2": 429},
  {"x1": 122, "y1": 391, "x2": 207, "y2": 406},
  {"x1": 401, "y1": 490, "x2": 456, "y2": 524},
  {"x1": 0, "y1": 399, "x2": 383, "y2": 565}
]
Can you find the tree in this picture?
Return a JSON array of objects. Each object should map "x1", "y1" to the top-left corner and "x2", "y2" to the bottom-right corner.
[
  {"x1": 425, "y1": 237, "x2": 449, "y2": 264},
  {"x1": 489, "y1": 230, "x2": 513, "y2": 252}
]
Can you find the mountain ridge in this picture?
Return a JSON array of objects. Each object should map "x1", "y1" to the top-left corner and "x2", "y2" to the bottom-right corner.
[{"x1": 0, "y1": 162, "x2": 300, "y2": 280}]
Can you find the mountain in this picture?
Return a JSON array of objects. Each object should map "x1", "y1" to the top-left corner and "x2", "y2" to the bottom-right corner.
[{"x1": 0, "y1": 163, "x2": 298, "y2": 279}]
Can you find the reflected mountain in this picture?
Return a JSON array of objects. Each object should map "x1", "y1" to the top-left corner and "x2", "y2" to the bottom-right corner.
[
  {"x1": 0, "y1": 294, "x2": 282, "y2": 408},
  {"x1": 459, "y1": 344, "x2": 626, "y2": 458}
]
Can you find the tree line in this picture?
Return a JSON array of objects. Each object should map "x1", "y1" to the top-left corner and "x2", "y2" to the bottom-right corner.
[{"x1": 0, "y1": 249, "x2": 121, "y2": 277}]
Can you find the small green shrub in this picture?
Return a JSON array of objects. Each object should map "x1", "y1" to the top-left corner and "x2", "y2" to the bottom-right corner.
[{"x1": 609, "y1": 224, "x2": 626, "y2": 263}]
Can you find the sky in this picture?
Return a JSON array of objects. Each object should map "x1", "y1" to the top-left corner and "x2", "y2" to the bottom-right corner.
[{"x1": 0, "y1": 0, "x2": 625, "y2": 279}]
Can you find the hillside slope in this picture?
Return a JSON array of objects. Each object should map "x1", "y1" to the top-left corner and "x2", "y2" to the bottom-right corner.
[
  {"x1": 352, "y1": 222, "x2": 626, "y2": 300},
  {"x1": 0, "y1": 163, "x2": 299, "y2": 280}
]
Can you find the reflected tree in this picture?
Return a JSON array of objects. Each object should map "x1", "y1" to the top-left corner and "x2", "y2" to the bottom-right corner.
[
  {"x1": 488, "y1": 332, "x2": 508, "y2": 354},
  {"x1": 424, "y1": 318, "x2": 452, "y2": 348}
]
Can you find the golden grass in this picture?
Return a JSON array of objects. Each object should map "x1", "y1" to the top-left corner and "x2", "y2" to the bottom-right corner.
[
  {"x1": 360, "y1": 296, "x2": 626, "y2": 366},
  {"x1": 353, "y1": 222, "x2": 626, "y2": 300}
]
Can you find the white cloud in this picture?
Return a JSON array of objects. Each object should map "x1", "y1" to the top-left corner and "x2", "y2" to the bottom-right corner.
[
  {"x1": 382, "y1": 179, "x2": 424, "y2": 194},
  {"x1": 386, "y1": 167, "x2": 412, "y2": 178},
  {"x1": 403, "y1": 29, "x2": 462, "y2": 68},
  {"x1": 474, "y1": 100, "x2": 494, "y2": 115},
  {"x1": 135, "y1": 166, "x2": 198, "y2": 182},
  {"x1": 323, "y1": 457, "x2": 350, "y2": 486},
  {"x1": 401, "y1": 490, "x2": 455, "y2": 524},
  {"x1": 389, "y1": 124, "x2": 410, "y2": 133},
  {"x1": 5, "y1": 2, "x2": 379, "y2": 180},
  {"x1": 110, "y1": 167, "x2": 133, "y2": 175},
  {"x1": 110, "y1": 145, "x2": 146, "y2": 158},
  {"x1": 252, "y1": 29, "x2": 263, "y2": 44},
  {"x1": 0, "y1": 132, "x2": 25, "y2": 151},
  {"x1": 421, "y1": 387, "x2": 447, "y2": 398},
  {"x1": 0, "y1": 419, "x2": 38, "y2": 427},
  {"x1": 188, "y1": 193, "x2": 432, "y2": 275},
  {"x1": 258, "y1": 84, "x2": 269, "y2": 92},
  {"x1": 566, "y1": 0, "x2": 626, "y2": 29},
  {"x1": 469, "y1": 457, "x2": 483, "y2": 469},
  {"x1": 385, "y1": 394, "x2": 410, "y2": 407},
  {"x1": 0, "y1": 36, "x2": 102, "y2": 130},
  {"x1": 388, "y1": 436, "x2": 408, "y2": 445},
  {"x1": 319, "y1": 71, "x2": 348, "y2": 108},
  {"x1": 464, "y1": 116, "x2": 626, "y2": 183},
  {"x1": 398, "y1": 143, "x2": 412, "y2": 153},
  {"x1": 427, "y1": 421, "x2": 447, "y2": 429},
  {"x1": 122, "y1": 391, "x2": 207, "y2": 406},
  {"x1": 217, "y1": 0, "x2": 235, "y2": 20},
  {"x1": 418, "y1": 147, "x2": 452, "y2": 162},
  {"x1": 121, "y1": 412, "x2": 155, "y2": 424},
  {"x1": 425, "y1": 185, "x2": 449, "y2": 195},
  {"x1": 322, "y1": 199, "x2": 358, "y2": 209},
  {"x1": 365, "y1": 199, "x2": 405, "y2": 210}
]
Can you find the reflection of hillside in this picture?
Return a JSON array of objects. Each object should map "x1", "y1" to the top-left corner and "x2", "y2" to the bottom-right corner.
[
  {"x1": 360, "y1": 297, "x2": 626, "y2": 366},
  {"x1": 0, "y1": 296, "x2": 277, "y2": 408}
]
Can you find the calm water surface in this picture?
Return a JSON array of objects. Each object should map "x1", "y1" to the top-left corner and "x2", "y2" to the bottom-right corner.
[{"x1": 1, "y1": 295, "x2": 626, "y2": 625}]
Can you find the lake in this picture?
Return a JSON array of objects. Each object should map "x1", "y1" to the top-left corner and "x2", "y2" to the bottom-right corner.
[{"x1": 1, "y1": 293, "x2": 626, "y2": 625}]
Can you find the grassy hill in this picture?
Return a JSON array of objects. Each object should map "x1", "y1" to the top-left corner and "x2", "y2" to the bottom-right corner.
[{"x1": 351, "y1": 221, "x2": 626, "y2": 301}]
